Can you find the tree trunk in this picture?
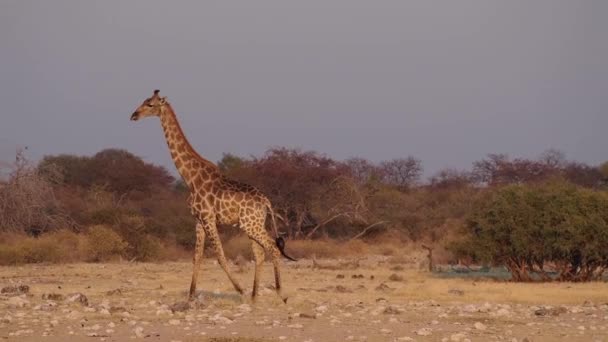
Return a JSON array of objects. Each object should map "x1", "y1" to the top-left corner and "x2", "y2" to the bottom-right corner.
[{"x1": 421, "y1": 244, "x2": 434, "y2": 272}]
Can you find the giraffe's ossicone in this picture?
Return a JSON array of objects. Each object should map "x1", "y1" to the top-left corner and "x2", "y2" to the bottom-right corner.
[{"x1": 131, "y1": 89, "x2": 295, "y2": 303}]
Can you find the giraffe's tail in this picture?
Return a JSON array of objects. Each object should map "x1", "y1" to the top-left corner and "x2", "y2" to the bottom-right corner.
[
  {"x1": 275, "y1": 236, "x2": 297, "y2": 262},
  {"x1": 266, "y1": 203, "x2": 297, "y2": 262}
]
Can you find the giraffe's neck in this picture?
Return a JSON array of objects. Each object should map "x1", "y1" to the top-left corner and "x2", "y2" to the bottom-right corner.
[{"x1": 159, "y1": 104, "x2": 219, "y2": 187}]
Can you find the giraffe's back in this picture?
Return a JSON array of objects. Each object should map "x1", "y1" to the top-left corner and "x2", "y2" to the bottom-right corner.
[{"x1": 214, "y1": 177, "x2": 269, "y2": 226}]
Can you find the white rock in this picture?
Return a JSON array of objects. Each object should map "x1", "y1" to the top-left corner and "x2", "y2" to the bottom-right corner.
[
  {"x1": 99, "y1": 300, "x2": 111, "y2": 310},
  {"x1": 315, "y1": 305, "x2": 328, "y2": 313},
  {"x1": 416, "y1": 327, "x2": 432, "y2": 336},
  {"x1": 288, "y1": 323, "x2": 303, "y2": 329},
  {"x1": 238, "y1": 304, "x2": 252, "y2": 312},
  {"x1": 570, "y1": 307, "x2": 584, "y2": 314},
  {"x1": 156, "y1": 309, "x2": 172, "y2": 316},
  {"x1": 210, "y1": 314, "x2": 233, "y2": 324},
  {"x1": 494, "y1": 308, "x2": 511, "y2": 317},
  {"x1": 474, "y1": 322, "x2": 487, "y2": 330},
  {"x1": 169, "y1": 319, "x2": 181, "y2": 325},
  {"x1": 451, "y1": 332, "x2": 467, "y2": 341},
  {"x1": 397, "y1": 337, "x2": 414, "y2": 341},
  {"x1": 66, "y1": 311, "x2": 82, "y2": 320},
  {"x1": 462, "y1": 304, "x2": 478, "y2": 313},
  {"x1": 7, "y1": 296, "x2": 29, "y2": 308},
  {"x1": 134, "y1": 326, "x2": 145, "y2": 338}
]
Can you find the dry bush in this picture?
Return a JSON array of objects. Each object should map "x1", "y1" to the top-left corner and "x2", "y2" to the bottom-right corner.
[
  {"x1": 0, "y1": 152, "x2": 71, "y2": 233},
  {"x1": 363, "y1": 230, "x2": 411, "y2": 256},
  {"x1": 85, "y1": 225, "x2": 128, "y2": 262},
  {"x1": 157, "y1": 240, "x2": 190, "y2": 261},
  {"x1": 0, "y1": 227, "x2": 186, "y2": 265},
  {"x1": 221, "y1": 235, "x2": 372, "y2": 261},
  {"x1": 223, "y1": 234, "x2": 254, "y2": 261},
  {"x1": 0, "y1": 230, "x2": 87, "y2": 265},
  {"x1": 48, "y1": 229, "x2": 89, "y2": 261},
  {"x1": 132, "y1": 235, "x2": 165, "y2": 262},
  {"x1": 287, "y1": 239, "x2": 370, "y2": 259}
]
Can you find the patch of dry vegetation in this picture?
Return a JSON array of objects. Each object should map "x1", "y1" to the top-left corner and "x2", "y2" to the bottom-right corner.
[
  {"x1": 0, "y1": 228, "x2": 187, "y2": 265},
  {"x1": 221, "y1": 232, "x2": 411, "y2": 261},
  {"x1": 392, "y1": 269, "x2": 608, "y2": 305}
]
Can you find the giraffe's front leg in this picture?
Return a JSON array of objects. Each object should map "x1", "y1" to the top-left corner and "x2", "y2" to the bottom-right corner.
[
  {"x1": 189, "y1": 221, "x2": 206, "y2": 301},
  {"x1": 201, "y1": 217, "x2": 245, "y2": 296}
]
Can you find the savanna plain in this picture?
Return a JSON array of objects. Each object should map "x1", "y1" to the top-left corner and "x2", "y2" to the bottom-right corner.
[{"x1": 2, "y1": 249, "x2": 607, "y2": 342}]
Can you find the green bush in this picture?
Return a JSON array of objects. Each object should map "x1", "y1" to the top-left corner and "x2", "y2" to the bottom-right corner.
[{"x1": 451, "y1": 180, "x2": 608, "y2": 281}]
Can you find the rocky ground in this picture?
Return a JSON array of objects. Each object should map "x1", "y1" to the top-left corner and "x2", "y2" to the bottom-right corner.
[{"x1": 1, "y1": 256, "x2": 607, "y2": 342}]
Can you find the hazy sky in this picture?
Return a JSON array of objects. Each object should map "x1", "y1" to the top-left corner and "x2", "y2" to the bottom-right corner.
[{"x1": 1, "y1": 1, "x2": 606, "y2": 178}]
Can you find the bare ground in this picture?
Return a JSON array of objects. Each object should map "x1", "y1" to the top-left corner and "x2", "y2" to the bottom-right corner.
[{"x1": 1, "y1": 256, "x2": 607, "y2": 342}]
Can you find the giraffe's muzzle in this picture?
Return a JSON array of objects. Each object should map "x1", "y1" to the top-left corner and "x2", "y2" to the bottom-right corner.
[{"x1": 130, "y1": 112, "x2": 139, "y2": 121}]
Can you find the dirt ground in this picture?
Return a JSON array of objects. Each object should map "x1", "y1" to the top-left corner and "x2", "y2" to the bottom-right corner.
[{"x1": 1, "y1": 256, "x2": 607, "y2": 342}]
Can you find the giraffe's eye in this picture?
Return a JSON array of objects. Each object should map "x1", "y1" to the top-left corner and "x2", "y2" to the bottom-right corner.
[{"x1": 146, "y1": 103, "x2": 154, "y2": 107}]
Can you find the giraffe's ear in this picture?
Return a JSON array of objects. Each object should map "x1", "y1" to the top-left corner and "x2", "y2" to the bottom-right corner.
[{"x1": 160, "y1": 97, "x2": 167, "y2": 104}]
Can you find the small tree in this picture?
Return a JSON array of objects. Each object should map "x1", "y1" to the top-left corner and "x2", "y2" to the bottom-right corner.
[{"x1": 379, "y1": 157, "x2": 423, "y2": 190}]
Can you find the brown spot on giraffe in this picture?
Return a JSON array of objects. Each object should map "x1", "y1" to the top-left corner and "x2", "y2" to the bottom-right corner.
[{"x1": 130, "y1": 90, "x2": 295, "y2": 303}]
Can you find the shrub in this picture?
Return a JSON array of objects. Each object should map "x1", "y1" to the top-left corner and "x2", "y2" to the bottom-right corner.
[
  {"x1": 85, "y1": 225, "x2": 128, "y2": 262},
  {"x1": 0, "y1": 151, "x2": 69, "y2": 233},
  {"x1": 451, "y1": 180, "x2": 608, "y2": 281},
  {"x1": 131, "y1": 235, "x2": 164, "y2": 262},
  {"x1": 0, "y1": 230, "x2": 86, "y2": 265},
  {"x1": 223, "y1": 235, "x2": 254, "y2": 260}
]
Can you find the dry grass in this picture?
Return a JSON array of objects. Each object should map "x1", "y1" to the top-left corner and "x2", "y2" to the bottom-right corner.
[
  {"x1": 196, "y1": 338, "x2": 276, "y2": 342},
  {"x1": 387, "y1": 269, "x2": 608, "y2": 305},
  {"x1": 0, "y1": 229, "x2": 188, "y2": 265},
  {"x1": 221, "y1": 234, "x2": 372, "y2": 260},
  {"x1": 0, "y1": 230, "x2": 88, "y2": 265}
]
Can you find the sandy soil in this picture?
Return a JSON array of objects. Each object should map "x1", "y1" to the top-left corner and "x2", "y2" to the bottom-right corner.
[{"x1": 1, "y1": 256, "x2": 607, "y2": 342}]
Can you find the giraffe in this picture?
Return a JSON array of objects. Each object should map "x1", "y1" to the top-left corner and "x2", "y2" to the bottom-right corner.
[{"x1": 130, "y1": 90, "x2": 295, "y2": 302}]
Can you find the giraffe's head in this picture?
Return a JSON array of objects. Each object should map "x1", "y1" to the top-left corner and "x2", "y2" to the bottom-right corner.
[{"x1": 130, "y1": 89, "x2": 168, "y2": 121}]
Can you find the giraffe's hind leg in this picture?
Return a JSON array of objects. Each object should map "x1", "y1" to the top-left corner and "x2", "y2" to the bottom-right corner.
[
  {"x1": 189, "y1": 222, "x2": 206, "y2": 300},
  {"x1": 241, "y1": 219, "x2": 287, "y2": 303},
  {"x1": 250, "y1": 240, "x2": 265, "y2": 301}
]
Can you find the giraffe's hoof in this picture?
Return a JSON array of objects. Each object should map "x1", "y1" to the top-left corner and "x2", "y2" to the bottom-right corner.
[{"x1": 282, "y1": 296, "x2": 288, "y2": 304}]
